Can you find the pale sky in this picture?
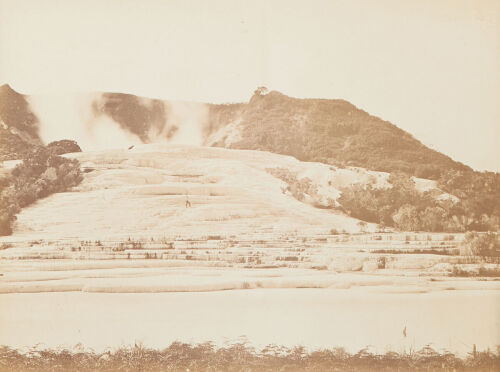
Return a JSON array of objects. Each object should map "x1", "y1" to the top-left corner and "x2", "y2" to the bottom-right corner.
[{"x1": 0, "y1": 0, "x2": 499, "y2": 172}]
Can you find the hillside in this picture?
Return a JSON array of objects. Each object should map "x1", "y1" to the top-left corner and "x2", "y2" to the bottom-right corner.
[
  {"x1": 206, "y1": 90, "x2": 471, "y2": 180},
  {"x1": 2, "y1": 84, "x2": 498, "y2": 233},
  {"x1": 0, "y1": 84, "x2": 43, "y2": 160},
  {"x1": 1, "y1": 143, "x2": 469, "y2": 241},
  {"x1": 89, "y1": 88, "x2": 474, "y2": 180},
  {"x1": 0, "y1": 84, "x2": 471, "y2": 179},
  {"x1": 1, "y1": 144, "x2": 379, "y2": 240}
]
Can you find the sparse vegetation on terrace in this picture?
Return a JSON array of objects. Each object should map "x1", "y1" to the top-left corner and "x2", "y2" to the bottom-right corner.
[
  {"x1": 266, "y1": 167, "x2": 323, "y2": 205},
  {"x1": 460, "y1": 232, "x2": 500, "y2": 257},
  {"x1": 372, "y1": 248, "x2": 459, "y2": 256},
  {"x1": 450, "y1": 265, "x2": 500, "y2": 278}
]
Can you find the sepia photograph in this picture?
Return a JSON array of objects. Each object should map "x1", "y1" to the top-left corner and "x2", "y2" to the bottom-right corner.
[{"x1": 0, "y1": 0, "x2": 499, "y2": 371}]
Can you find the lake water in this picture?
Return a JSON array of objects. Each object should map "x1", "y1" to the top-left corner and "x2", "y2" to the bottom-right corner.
[{"x1": 0, "y1": 288, "x2": 498, "y2": 355}]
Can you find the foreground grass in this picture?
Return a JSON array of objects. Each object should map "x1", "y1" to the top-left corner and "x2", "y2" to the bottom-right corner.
[{"x1": 1, "y1": 343, "x2": 499, "y2": 372}]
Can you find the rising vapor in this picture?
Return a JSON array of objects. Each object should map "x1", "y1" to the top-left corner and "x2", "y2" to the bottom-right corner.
[{"x1": 26, "y1": 93, "x2": 212, "y2": 150}]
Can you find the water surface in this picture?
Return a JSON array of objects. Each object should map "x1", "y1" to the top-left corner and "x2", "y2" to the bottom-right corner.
[{"x1": 1, "y1": 288, "x2": 498, "y2": 355}]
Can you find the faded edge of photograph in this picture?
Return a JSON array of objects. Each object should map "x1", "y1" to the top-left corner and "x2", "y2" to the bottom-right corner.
[{"x1": 0, "y1": 0, "x2": 499, "y2": 371}]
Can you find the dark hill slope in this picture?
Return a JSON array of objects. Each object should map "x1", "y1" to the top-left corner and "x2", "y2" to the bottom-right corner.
[
  {"x1": 213, "y1": 90, "x2": 470, "y2": 179},
  {"x1": 0, "y1": 84, "x2": 43, "y2": 160},
  {"x1": 0, "y1": 84, "x2": 40, "y2": 139}
]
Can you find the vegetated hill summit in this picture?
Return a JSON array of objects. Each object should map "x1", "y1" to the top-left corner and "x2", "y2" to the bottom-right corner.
[
  {"x1": 0, "y1": 84, "x2": 470, "y2": 180},
  {"x1": 208, "y1": 89, "x2": 471, "y2": 180}
]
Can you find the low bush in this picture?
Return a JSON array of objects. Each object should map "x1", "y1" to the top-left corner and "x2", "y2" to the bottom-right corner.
[
  {"x1": 377, "y1": 256, "x2": 387, "y2": 269},
  {"x1": 460, "y1": 232, "x2": 500, "y2": 257},
  {"x1": 450, "y1": 265, "x2": 500, "y2": 278},
  {"x1": 372, "y1": 248, "x2": 459, "y2": 256},
  {"x1": 46, "y1": 139, "x2": 82, "y2": 155},
  {"x1": 0, "y1": 146, "x2": 83, "y2": 235},
  {"x1": 266, "y1": 167, "x2": 324, "y2": 205}
]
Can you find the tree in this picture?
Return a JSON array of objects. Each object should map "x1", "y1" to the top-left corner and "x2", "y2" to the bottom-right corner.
[
  {"x1": 357, "y1": 221, "x2": 368, "y2": 232},
  {"x1": 392, "y1": 205, "x2": 420, "y2": 231},
  {"x1": 419, "y1": 206, "x2": 447, "y2": 232},
  {"x1": 47, "y1": 140, "x2": 82, "y2": 155},
  {"x1": 253, "y1": 86, "x2": 269, "y2": 96}
]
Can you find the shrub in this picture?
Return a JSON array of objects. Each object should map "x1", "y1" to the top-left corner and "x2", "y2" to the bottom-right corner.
[
  {"x1": 266, "y1": 167, "x2": 320, "y2": 203},
  {"x1": 460, "y1": 232, "x2": 500, "y2": 257},
  {"x1": 450, "y1": 265, "x2": 500, "y2": 277},
  {"x1": 47, "y1": 139, "x2": 82, "y2": 155},
  {"x1": 0, "y1": 176, "x2": 20, "y2": 235},
  {"x1": 377, "y1": 256, "x2": 387, "y2": 269},
  {"x1": 0, "y1": 146, "x2": 83, "y2": 235},
  {"x1": 0, "y1": 242, "x2": 13, "y2": 250}
]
